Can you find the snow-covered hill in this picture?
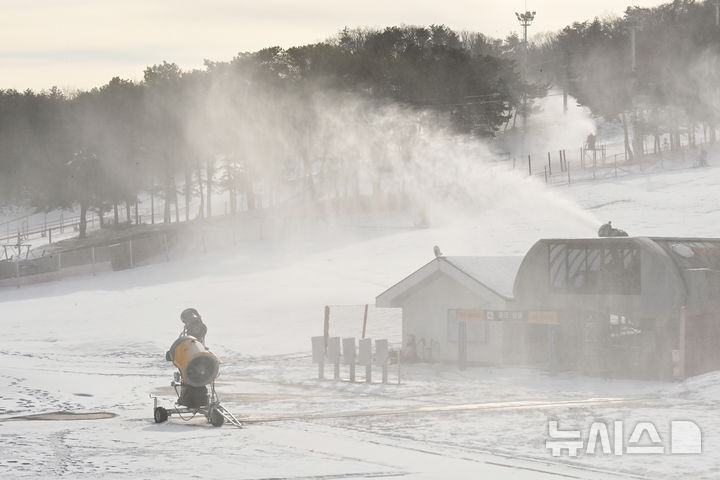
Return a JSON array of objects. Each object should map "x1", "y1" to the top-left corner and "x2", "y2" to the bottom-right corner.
[{"x1": 2, "y1": 150, "x2": 720, "y2": 479}]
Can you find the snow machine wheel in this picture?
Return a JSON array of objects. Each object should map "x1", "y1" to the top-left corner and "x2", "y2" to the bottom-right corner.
[
  {"x1": 154, "y1": 406, "x2": 168, "y2": 423},
  {"x1": 209, "y1": 408, "x2": 224, "y2": 427}
]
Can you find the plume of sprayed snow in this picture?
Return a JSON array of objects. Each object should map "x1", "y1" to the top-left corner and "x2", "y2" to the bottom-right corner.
[
  {"x1": 298, "y1": 91, "x2": 599, "y2": 232},
  {"x1": 182, "y1": 76, "x2": 599, "y2": 241},
  {"x1": 498, "y1": 91, "x2": 598, "y2": 158}
]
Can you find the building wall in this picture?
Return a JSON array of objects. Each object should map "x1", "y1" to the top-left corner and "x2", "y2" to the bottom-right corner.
[
  {"x1": 400, "y1": 272, "x2": 508, "y2": 363},
  {"x1": 515, "y1": 239, "x2": 685, "y2": 324},
  {"x1": 514, "y1": 239, "x2": 687, "y2": 378}
]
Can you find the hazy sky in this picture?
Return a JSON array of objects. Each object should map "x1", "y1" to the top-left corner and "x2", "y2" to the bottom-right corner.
[{"x1": 1, "y1": 0, "x2": 665, "y2": 92}]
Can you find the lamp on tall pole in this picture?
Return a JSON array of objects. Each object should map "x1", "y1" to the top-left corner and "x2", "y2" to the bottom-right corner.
[
  {"x1": 515, "y1": 10, "x2": 536, "y2": 80},
  {"x1": 515, "y1": 10, "x2": 536, "y2": 128}
]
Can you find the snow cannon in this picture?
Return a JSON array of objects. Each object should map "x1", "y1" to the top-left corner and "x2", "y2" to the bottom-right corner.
[
  {"x1": 167, "y1": 336, "x2": 219, "y2": 387},
  {"x1": 153, "y1": 336, "x2": 241, "y2": 428}
]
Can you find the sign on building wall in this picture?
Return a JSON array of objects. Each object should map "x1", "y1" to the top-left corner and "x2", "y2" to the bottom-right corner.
[
  {"x1": 528, "y1": 310, "x2": 559, "y2": 325},
  {"x1": 484, "y1": 310, "x2": 525, "y2": 321}
]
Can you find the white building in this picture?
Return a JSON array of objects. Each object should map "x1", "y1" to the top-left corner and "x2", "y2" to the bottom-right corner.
[{"x1": 376, "y1": 254, "x2": 523, "y2": 364}]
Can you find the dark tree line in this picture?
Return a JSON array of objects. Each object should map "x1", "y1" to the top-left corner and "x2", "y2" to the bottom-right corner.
[{"x1": 0, "y1": 25, "x2": 524, "y2": 237}]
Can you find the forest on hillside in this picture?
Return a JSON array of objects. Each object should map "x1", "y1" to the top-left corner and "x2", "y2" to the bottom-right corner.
[
  {"x1": 1, "y1": 0, "x2": 719, "y2": 236},
  {"x1": 530, "y1": 0, "x2": 720, "y2": 160}
]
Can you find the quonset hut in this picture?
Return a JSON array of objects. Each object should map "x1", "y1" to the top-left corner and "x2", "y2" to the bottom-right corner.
[
  {"x1": 514, "y1": 237, "x2": 720, "y2": 379},
  {"x1": 376, "y1": 238, "x2": 720, "y2": 379}
]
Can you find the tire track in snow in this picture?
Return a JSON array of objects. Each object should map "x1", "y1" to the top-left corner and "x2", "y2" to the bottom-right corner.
[{"x1": 236, "y1": 396, "x2": 637, "y2": 423}]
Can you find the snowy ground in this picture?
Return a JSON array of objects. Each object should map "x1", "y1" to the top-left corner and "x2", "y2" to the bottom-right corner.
[{"x1": 2, "y1": 153, "x2": 720, "y2": 478}]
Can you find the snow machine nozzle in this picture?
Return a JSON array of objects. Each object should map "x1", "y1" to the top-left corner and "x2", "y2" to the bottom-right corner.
[{"x1": 167, "y1": 336, "x2": 219, "y2": 387}]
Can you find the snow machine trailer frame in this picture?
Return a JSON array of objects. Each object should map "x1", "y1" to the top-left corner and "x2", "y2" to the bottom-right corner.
[{"x1": 152, "y1": 375, "x2": 242, "y2": 428}]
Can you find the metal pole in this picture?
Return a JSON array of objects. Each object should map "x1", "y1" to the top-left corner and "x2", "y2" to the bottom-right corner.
[
  {"x1": 515, "y1": 10, "x2": 536, "y2": 128},
  {"x1": 677, "y1": 306, "x2": 687, "y2": 380},
  {"x1": 630, "y1": 27, "x2": 637, "y2": 72},
  {"x1": 397, "y1": 348, "x2": 402, "y2": 385},
  {"x1": 593, "y1": 155, "x2": 596, "y2": 179}
]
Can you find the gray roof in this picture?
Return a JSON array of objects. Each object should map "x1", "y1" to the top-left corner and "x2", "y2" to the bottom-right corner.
[
  {"x1": 376, "y1": 255, "x2": 524, "y2": 307},
  {"x1": 442, "y1": 256, "x2": 524, "y2": 299}
]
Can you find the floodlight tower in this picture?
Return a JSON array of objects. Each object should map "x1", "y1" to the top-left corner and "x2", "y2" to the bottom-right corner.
[
  {"x1": 515, "y1": 10, "x2": 536, "y2": 127},
  {"x1": 515, "y1": 10, "x2": 536, "y2": 80},
  {"x1": 626, "y1": 11, "x2": 643, "y2": 73}
]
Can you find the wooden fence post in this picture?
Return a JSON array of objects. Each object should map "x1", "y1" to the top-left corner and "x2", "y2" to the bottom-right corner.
[
  {"x1": 362, "y1": 304, "x2": 369, "y2": 339},
  {"x1": 324, "y1": 306, "x2": 330, "y2": 349},
  {"x1": 559, "y1": 150, "x2": 564, "y2": 172},
  {"x1": 547, "y1": 152, "x2": 552, "y2": 175},
  {"x1": 567, "y1": 160, "x2": 571, "y2": 184}
]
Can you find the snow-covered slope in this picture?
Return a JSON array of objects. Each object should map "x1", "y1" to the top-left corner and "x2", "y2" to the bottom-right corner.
[{"x1": 2, "y1": 153, "x2": 720, "y2": 479}]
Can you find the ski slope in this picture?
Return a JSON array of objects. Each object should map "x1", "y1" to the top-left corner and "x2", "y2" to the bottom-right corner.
[{"x1": 2, "y1": 151, "x2": 720, "y2": 479}]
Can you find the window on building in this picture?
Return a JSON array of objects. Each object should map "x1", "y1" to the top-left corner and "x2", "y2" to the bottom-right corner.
[{"x1": 548, "y1": 242, "x2": 641, "y2": 295}]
